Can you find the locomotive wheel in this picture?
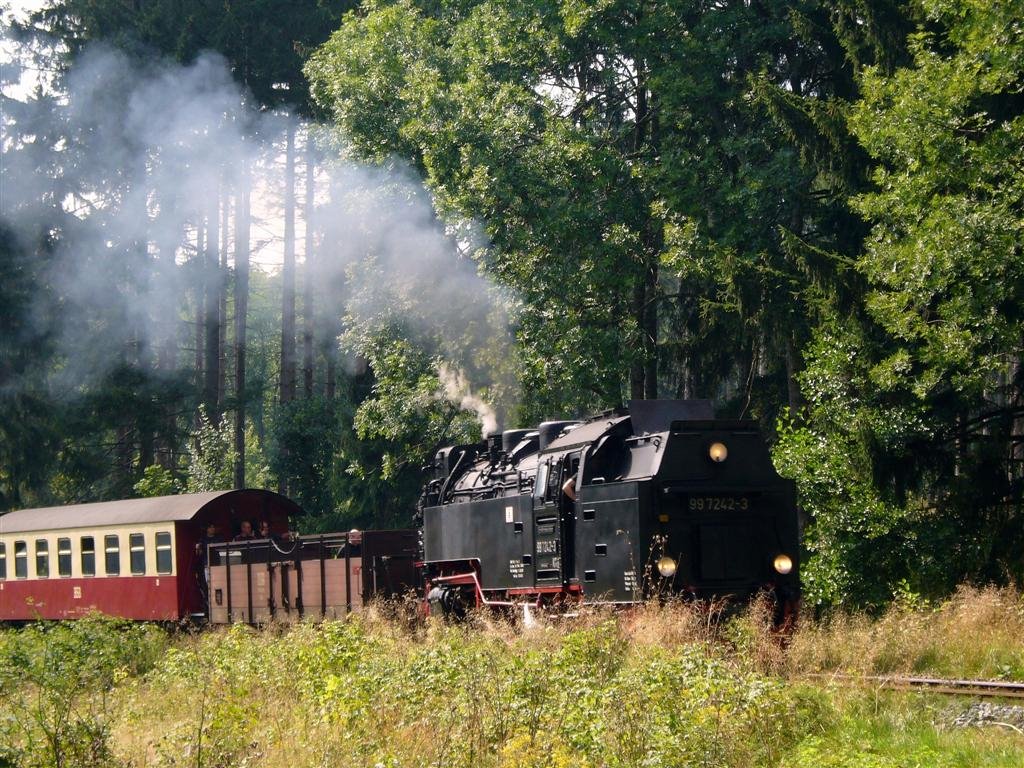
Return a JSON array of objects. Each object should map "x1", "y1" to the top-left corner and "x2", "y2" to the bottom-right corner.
[{"x1": 427, "y1": 585, "x2": 472, "y2": 621}]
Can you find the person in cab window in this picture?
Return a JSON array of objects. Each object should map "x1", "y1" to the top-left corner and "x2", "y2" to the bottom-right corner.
[
  {"x1": 234, "y1": 520, "x2": 256, "y2": 541},
  {"x1": 561, "y1": 475, "x2": 577, "y2": 502}
]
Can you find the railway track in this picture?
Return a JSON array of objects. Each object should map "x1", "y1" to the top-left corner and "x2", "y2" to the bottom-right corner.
[{"x1": 807, "y1": 673, "x2": 1024, "y2": 699}]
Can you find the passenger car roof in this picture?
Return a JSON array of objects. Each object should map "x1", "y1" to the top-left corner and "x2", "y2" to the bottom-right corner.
[{"x1": 0, "y1": 490, "x2": 298, "y2": 534}]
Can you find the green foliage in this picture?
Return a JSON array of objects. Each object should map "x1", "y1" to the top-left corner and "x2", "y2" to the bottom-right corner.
[
  {"x1": 773, "y1": 324, "x2": 920, "y2": 608},
  {"x1": 325, "y1": 328, "x2": 483, "y2": 529},
  {"x1": 186, "y1": 405, "x2": 236, "y2": 493},
  {"x1": 852, "y1": 0, "x2": 1024, "y2": 406},
  {"x1": 35, "y1": 0, "x2": 357, "y2": 111},
  {"x1": 132, "y1": 464, "x2": 180, "y2": 497},
  {"x1": 0, "y1": 616, "x2": 167, "y2": 768},
  {"x1": 138, "y1": 616, "x2": 802, "y2": 767},
  {"x1": 243, "y1": 421, "x2": 273, "y2": 490},
  {"x1": 4, "y1": 599, "x2": 1024, "y2": 766},
  {"x1": 268, "y1": 395, "x2": 342, "y2": 518},
  {"x1": 776, "y1": 0, "x2": 1024, "y2": 607},
  {"x1": 0, "y1": 261, "x2": 58, "y2": 507},
  {"x1": 306, "y1": 0, "x2": 861, "y2": 416}
]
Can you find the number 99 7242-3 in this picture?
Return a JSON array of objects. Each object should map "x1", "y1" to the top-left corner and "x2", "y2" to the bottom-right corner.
[{"x1": 688, "y1": 496, "x2": 749, "y2": 511}]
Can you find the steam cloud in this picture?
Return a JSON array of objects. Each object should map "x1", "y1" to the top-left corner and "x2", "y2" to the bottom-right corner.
[
  {"x1": 1, "y1": 33, "x2": 511, "y2": 421},
  {"x1": 437, "y1": 363, "x2": 499, "y2": 438}
]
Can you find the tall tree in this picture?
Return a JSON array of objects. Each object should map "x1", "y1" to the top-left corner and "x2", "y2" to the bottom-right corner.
[
  {"x1": 303, "y1": 130, "x2": 316, "y2": 398},
  {"x1": 234, "y1": 157, "x2": 252, "y2": 489},
  {"x1": 280, "y1": 118, "x2": 298, "y2": 407},
  {"x1": 30, "y1": 0, "x2": 358, "y2": 502},
  {"x1": 204, "y1": 181, "x2": 222, "y2": 422},
  {"x1": 307, "y1": 0, "x2": 866, "y2": 422},
  {"x1": 776, "y1": 0, "x2": 1024, "y2": 606}
]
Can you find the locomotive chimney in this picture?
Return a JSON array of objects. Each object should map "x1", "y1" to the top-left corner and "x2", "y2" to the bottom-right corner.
[{"x1": 486, "y1": 432, "x2": 502, "y2": 463}]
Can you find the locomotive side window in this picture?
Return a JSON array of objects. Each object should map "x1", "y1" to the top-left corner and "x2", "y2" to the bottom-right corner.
[
  {"x1": 543, "y1": 460, "x2": 563, "y2": 502},
  {"x1": 155, "y1": 532, "x2": 172, "y2": 574},
  {"x1": 104, "y1": 534, "x2": 120, "y2": 575},
  {"x1": 14, "y1": 541, "x2": 27, "y2": 578},
  {"x1": 0, "y1": 542, "x2": 6, "y2": 579},
  {"x1": 129, "y1": 533, "x2": 146, "y2": 575},
  {"x1": 81, "y1": 536, "x2": 96, "y2": 576},
  {"x1": 535, "y1": 462, "x2": 549, "y2": 499},
  {"x1": 35, "y1": 539, "x2": 49, "y2": 578},
  {"x1": 58, "y1": 538, "x2": 72, "y2": 577}
]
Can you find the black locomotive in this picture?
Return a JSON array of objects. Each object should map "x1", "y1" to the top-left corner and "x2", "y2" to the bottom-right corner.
[{"x1": 418, "y1": 400, "x2": 799, "y2": 619}]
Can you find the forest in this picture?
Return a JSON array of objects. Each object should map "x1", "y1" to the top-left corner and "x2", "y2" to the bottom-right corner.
[{"x1": 1, "y1": 0, "x2": 1022, "y2": 609}]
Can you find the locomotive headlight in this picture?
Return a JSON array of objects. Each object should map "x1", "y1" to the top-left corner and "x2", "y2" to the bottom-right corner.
[
  {"x1": 708, "y1": 442, "x2": 728, "y2": 463},
  {"x1": 657, "y1": 556, "x2": 677, "y2": 578},
  {"x1": 773, "y1": 554, "x2": 793, "y2": 575}
]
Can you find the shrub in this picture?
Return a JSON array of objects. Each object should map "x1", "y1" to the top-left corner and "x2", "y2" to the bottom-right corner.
[{"x1": 0, "y1": 615, "x2": 167, "y2": 768}]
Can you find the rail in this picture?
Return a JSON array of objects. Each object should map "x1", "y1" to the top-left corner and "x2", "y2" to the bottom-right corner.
[{"x1": 806, "y1": 673, "x2": 1024, "y2": 699}]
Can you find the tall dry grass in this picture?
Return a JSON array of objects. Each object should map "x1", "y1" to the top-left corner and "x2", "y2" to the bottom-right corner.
[{"x1": 786, "y1": 585, "x2": 1024, "y2": 680}]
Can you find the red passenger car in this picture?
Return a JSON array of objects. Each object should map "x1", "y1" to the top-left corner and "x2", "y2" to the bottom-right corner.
[{"x1": 0, "y1": 490, "x2": 300, "y2": 621}]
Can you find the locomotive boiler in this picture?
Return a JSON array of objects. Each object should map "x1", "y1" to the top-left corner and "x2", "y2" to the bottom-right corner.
[{"x1": 418, "y1": 400, "x2": 800, "y2": 618}]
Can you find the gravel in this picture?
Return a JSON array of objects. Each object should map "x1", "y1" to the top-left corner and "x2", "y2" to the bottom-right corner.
[{"x1": 941, "y1": 702, "x2": 1024, "y2": 732}]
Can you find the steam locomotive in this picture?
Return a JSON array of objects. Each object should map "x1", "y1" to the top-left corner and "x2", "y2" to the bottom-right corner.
[{"x1": 419, "y1": 400, "x2": 800, "y2": 619}]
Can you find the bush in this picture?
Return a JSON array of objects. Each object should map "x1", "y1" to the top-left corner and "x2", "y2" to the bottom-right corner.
[{"x1": 0, "y1": 615, "x2": 167, "y2": 768}]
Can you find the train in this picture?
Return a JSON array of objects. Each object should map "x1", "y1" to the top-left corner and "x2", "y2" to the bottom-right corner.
[{"x1": 0, "y1": 400, "x2": 799, "y2": 624}]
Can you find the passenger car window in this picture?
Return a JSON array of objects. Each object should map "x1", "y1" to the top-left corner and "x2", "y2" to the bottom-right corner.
[
  {"x1": 58, "y1": 537, "x2": 72, "y2": 577},
  {"x1": 81, "y1": 536, "x2": 96, "y2": 576},
  {"x1": 155, "y1": 532, "x2": 172, "y2": 575},
  {"x1": 104, "y1": 534, "x2": 120, "y2": 575},
  {"x1": 129, "y1": 533, "x2": 146, "y2": 575},
  {"x1": 35, "y1": 539, "x2": 49, "y2": 578},
  {"x1": 14, "y1": 541, "x2": 27, "y2": 578},
  {"x1": 0, "y1": 542, "x2": 6, "y2": 580}
]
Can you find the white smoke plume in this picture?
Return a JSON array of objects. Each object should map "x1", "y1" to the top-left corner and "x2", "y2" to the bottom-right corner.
[
  {"x1": 0, "y1": 31, "x2": 515, "y2": 409},
  {"x1": 437, "y1": 363, "x2": 499, "y2": 438}
]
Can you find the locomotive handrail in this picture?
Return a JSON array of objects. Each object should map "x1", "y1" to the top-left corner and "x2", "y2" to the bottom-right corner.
[{"x1": 431, "y1": 571, "x2": 515, "y2": 607}]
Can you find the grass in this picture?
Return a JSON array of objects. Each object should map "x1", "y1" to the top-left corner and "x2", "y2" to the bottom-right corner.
[
  {"x1": 0, "y1": 588, "x2": 1022, "y2": 767},
  {"x1": 787, "y1": 585, "x2": 1024, "y2": 681}
]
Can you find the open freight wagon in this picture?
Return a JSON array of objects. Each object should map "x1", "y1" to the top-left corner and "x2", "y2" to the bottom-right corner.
[{"x1": 207, "y1": 530, "x2": 418, "y2": 624}]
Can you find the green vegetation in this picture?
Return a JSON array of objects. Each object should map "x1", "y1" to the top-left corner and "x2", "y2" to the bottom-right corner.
[
  {"x1": 2, "y1": 591, "x2": 1024, "y2": 767},
  {"x1": 0, "y1": 616, "x2": 167, "y2": 768}
]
